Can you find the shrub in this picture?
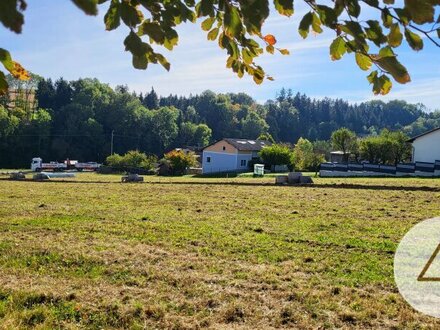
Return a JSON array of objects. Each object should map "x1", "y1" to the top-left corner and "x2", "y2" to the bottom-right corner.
[
  {"x1": 106, "y1": 151, "x2": 157, "y2": 170},
  {"x1": 163, "y1": 150, "x2": 197, "y2": 175},
  {"x1": 359, "y1": 129, "x2": 410, "y2": 164},
  {"x1": 259, "y1": 144, "x2": 292, "y2": 168}
]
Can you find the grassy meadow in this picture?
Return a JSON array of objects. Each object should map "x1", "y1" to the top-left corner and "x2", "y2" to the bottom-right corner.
[{"x1": 0, "y1": 172, "x2": 440, "y2": 329}]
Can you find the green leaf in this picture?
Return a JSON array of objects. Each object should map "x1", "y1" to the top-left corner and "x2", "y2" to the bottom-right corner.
[
  {"x1": 388, "y1": 23, "x2": 403, "y2": 48},
  {"x1": 355, "y1": 53, "x2": 372, "y2": 71},
  {"x1": 242, "y1": 49, "x2": 254, "y2": 64},
  {"x1": 253, "y1": 71, "x2": 264, "y2": 84},
  {"x1": 367, "y1": 71, "x2": 392, "y2": 95},
  {"x1": 404, "y1": 28, "x2": 423, "y2": 51},
  {"x1": 316, "y1": 5, "x2": 337, "y2": 27},
  {"x1": 265, "y1": 45, "x2": 274, "y2": 54},
  {"x1": 298, "y1": 12, "x2": 313, "y2": 39},
  {"x1": 279, "y1": 48, "x2": 290, "y2": 55},
  {"x1": 376, "y1": 75, "x2": 392, "y2": 95},
  {"x1": 329, "y1": 36, "x2": 346, "y2": 61},
  {"x1": 155, "y1": 53, "x2": 170, "y2": 71},
  {"x1": 120, "y1": 1, "x2": 143, "y2": 27},
  {"x1": 342, "y1": 21, "x2": 365, "y2": 42},
  {"x1": 240, "y1": 0, "x2": 269, "y2": 35},
  {"x1": 375, "y1": 56, "x2": 411, "y2": 84},
  {"x1": 224, "y1": 5, "x2": 242, "y2": 38},
  {"x1": 365, "y1": 20, "x2": 387, "y2": 47},
  {"x1": 124, "y1": 31, "x2": 150, "y2": 57},
  {"x1": 0, "y1": 71, "x2": 8, "y2": 94},
  {"x1": 0, "y1": 48, "x2": 14, "y2": 72},
  {"x1": 207, "y1": 27, "x2": 219, "y2": 40},
  {"x1": 378, "y1": 46, "x2": 395, "y2": 58},
  {"x1": 311, "y1": 13, "x2": 322, "y2": 34},
  {"x1": 196, "y1": 0, "x2": 214, "y2": 17},
  {"x1": 394, "y1": 8, "x2": 410, "y2": 26},
  {"x1": 201, "y1": 17, "x2": 215, "y2": 31},
  {"x1": 404, "y1": 0, "x2": 435, "y2": 24},
  {"x1": 274, "y1": 0, "x2": 294, "y2": 17},
  {"x1": 104, "y1": 0, "x2": 120, "y2": 31},
  {"x1": 71, "y1": 0, "x2": 98, "y2": 16},
  {"x1": 132, "y1": 54, "x2": 149, "y2": 69},
  {"x1": 0, "y1": 0, "x2": 26, "y2": 33},
  {"x1": 163, "y1": 29, "x2": 179, "y2": 50},
  {"x1": 138, "y1": 21, "x2": 165, "y2": 44},
  {"x1": 381, "y1": 8, "x2": 393, "y2": 28},
  {"x1": 346, "y1": 0, "x2": 361, "y2": 18},
  {"x1": 437, "y1": 28, "x2": 440, "y2": 38}
]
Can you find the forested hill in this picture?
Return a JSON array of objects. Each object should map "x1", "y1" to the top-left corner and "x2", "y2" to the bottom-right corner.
[{"x1": 0, "y1": 77, "x2": 438, "y2": 168}]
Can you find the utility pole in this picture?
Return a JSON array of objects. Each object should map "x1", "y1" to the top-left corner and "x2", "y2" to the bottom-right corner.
[{"x1": 110, "y1": 130, "x2": 114, "y2": 155}]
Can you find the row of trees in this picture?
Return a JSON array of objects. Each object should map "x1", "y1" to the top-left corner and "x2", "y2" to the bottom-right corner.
[
  {"x1": 259, "y1": 127, "x2": 411, "y2": 173},
  {"x1": 330, "y1": 128, "x2": 411, "y2": 165},
  {"x1": 106, "y1": 149, "x2": 196, "y2": 176},
  {"x1": 0, "y1": 75, "x2": 431, "y2": 168}
]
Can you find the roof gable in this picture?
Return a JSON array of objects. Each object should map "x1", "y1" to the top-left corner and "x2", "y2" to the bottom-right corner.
[{"x1": 407, "y1": 127, "x2": 440, "y2": 143}]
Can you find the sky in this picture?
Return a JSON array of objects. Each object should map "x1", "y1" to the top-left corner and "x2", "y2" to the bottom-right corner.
[{"x1": 1, "y1": 0, "x2": 439, "y2": 110}]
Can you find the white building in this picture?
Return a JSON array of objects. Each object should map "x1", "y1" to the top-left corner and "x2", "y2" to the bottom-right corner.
[
  {"x1": 408, "y1": 127, "x2": 440, "y2": 163},
  {"x1": 202, "y1": 138, "x2": 270, "y2": 174}
]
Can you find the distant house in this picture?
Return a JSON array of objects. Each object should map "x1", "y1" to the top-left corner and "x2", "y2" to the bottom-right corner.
[
  {"x1": 408, "y1": 127, "x2": 440, "y2": 163},
  {"x1": 330, "y1": 151, "x2": 350, "y2": 163},
  {"x1": 202, "y1": 138, "x2": 271, "y2": 174}
]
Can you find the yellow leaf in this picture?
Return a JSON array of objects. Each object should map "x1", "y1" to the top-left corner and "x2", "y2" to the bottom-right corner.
[{"x1": 10, "y1": 62, "x2": 30, "y2": 81}]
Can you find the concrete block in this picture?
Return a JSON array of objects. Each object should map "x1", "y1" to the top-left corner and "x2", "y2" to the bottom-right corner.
[
  {"x1": 288, "y1": 172, "x2": 302, "y2": 184},
  {"x1": 275, "y1": 175, "x2": 288, "y2": 184}
]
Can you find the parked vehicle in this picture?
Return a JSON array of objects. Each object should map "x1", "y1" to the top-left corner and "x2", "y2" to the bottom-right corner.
[{"x1": 31, "y1": 158, "x2": 101, "y2": 172}]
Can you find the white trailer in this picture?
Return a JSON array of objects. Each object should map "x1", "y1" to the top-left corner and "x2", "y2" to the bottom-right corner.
[{"x1": 74, "y1": 162, "x2": 101, "y2": 171}]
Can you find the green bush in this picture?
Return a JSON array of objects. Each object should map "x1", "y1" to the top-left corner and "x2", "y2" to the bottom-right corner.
[
  {"x1": 259, "y1": 144, "x2": 292, "y2": 167},
  {"x1": 105, "y1": 150, "x2": 157, "y2": 170}
]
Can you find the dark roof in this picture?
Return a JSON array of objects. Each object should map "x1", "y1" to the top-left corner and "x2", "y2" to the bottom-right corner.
[
  {"x1": 223, "y1": 138, "x2": 271, "y2": 151},
  {"x1": 407, "y1": 127, "x2": 440, "y2": 143}
]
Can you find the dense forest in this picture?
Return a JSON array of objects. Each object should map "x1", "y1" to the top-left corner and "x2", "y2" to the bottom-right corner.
[{"x1": 0, "y1": 75, "x2": 438, "y2": 168}]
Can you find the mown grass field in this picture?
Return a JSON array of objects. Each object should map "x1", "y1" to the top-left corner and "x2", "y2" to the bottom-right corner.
[{"x1": 0, "y1": 173, "x2": 440, "y2": 329}]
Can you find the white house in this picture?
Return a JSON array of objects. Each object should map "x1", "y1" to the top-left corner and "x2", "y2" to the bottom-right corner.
[
  {"x1": 408, "y1": 127, "x2": 440, "y2": 163},
  {"x1": 202, "y1": 138, "x2": 270, "y2": 174}
]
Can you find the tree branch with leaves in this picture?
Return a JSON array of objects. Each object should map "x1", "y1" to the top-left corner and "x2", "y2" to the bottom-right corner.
[{"x1": 0, "y1": 0, "x2": 439, "y2": 96}]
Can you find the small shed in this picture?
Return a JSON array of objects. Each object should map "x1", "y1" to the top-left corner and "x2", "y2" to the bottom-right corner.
[{"x1": 330, "y1": 151, "x2": 350, "y2": 163}]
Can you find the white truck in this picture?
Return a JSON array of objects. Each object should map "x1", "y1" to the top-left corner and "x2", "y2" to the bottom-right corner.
[
  {"x1": 31, "y1": 158, "x2": 67, "y2": 172},
  {"x1": 31, "y1": 158, "x2": 101, "y2": 172}
]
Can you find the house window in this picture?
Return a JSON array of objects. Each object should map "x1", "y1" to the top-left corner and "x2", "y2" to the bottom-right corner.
[
  {"x1": 222, "y1": 146, "x2": 226, "y2": 151},
  {"x1": 240, "y1": 159, "x2": 246, "y2": 167},
  {"x1": 206, "y1": 156, "x2": 211, "y2": 163}
]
